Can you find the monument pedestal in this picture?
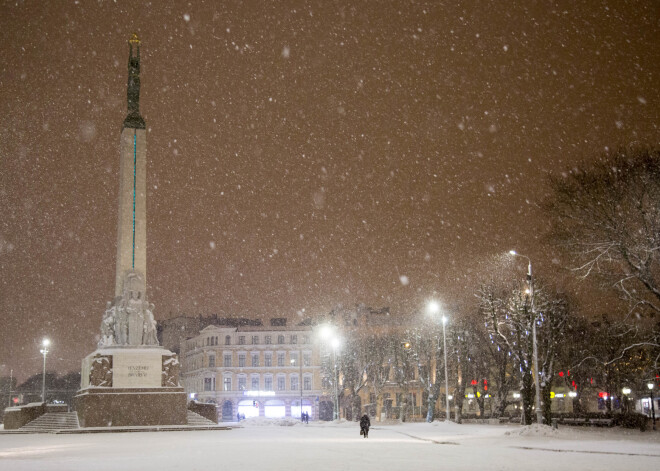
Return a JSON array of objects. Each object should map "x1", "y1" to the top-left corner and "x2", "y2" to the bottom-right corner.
[{"x1": 74, "y1": 347, "x2": 187, "y2": 427}]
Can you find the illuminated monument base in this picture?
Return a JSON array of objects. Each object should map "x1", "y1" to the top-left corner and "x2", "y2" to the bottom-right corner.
[{"x1": 74, "y1": 347, "x2": 187, "y2": 427}]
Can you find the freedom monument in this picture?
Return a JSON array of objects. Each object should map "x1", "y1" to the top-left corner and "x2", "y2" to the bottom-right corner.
[{"x1": 74, "y1": 35, "x2": 187, "y2": 427}]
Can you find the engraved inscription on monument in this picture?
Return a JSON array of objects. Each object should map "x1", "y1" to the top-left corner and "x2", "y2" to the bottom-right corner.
[{"x1": 113, "y1": 352, "x2": 162, "y2": 388}]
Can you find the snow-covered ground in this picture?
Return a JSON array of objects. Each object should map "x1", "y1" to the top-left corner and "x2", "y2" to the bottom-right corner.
[{"x1": 1, "y1": 419, "x2": 658, "y2": 471}]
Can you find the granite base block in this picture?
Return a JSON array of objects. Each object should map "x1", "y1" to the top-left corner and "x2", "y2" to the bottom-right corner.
[{"x1": 74, "y1": 387, "x2": 187, "y2": 427}]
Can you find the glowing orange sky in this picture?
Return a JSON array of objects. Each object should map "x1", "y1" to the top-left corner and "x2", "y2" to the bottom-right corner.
[{"x1": 1, "y1": 1, "x2": 658, "y2": 380}]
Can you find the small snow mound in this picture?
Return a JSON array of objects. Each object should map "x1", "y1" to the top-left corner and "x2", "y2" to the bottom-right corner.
[
  {"x1": 240, "y1": 417, "x2": 302, "y2": 427},
  {"x1": 505, "y1": 424, "x2": 559, "y2": 437}
]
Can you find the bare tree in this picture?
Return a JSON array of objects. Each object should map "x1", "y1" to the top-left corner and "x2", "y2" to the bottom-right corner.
[
  {"x1": 545, "y1": 145, "x2": 660, "y2": 378},
  {"x1": 544, "y1": 146, "x2": 660, "y2": 316}
]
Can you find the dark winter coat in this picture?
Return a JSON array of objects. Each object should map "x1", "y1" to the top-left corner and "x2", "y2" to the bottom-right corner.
[{"x1": 359, "y1": 414, "x2": 370, "y2": 429}]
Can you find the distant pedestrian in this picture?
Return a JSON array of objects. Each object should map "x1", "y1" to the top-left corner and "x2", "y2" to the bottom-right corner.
[
  {"x1": 237, "y1": 412, "x2": 241, "y2": 422},
  {"x1": 359, "y1": 414, "x2": 370, "y2": 438},
  {"x1": 304, "y1": 412, "x2": 309, "y2": 424}
]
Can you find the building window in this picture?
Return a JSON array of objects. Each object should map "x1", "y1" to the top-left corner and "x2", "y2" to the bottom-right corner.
[
  {"x1": 277, "y1": 335, "x2": 284, "y2": 344},
  {"x1": 303, "y1": 353, "x2": 311, "y2": 367},
  {"x1": 225, "y1": 335, "x2": 231, "y2": 345},
  {"x1": 277, "y1": 353, "x2": 285, "y2": 367},
  {"x1": 252, "y1": 335, "x2": 259, "y2": 345},
  {"x1": 265, "y1": 335, "x2": 272, "y2": 345},
  {"x1": 290, "y1": 352, "x2": 299, "y2": 367},
  {"x1": 303, "y1": 335, "x2": 310, "y2": 344},
  {"x1": 304, "y1": 376, "x2": 312, "y2": 391},
  {"x1": 291, "y1": 335, "x2": 298, "y2": 344},
  {"x1": 291, "y1": 376, "x2": 299, "y2": 391},
  {"x1": 251, "y1": 353, "x2": 259, "y2": 367},
  {"x1": 238, "y1": 336, "x2": 245, "y2": 345},
  {"x1": 265, "y1": 353, "x2": 272, "y2": 367},
  {"x1": 277, "y1": 376, "x2": 285, "y2": 391},
  {"x1": 238, "y1": 376, "x2": 246, "y2": 391},
  {"x1": 208, "y1": 355, "x2": 215, "y2": 368},
  {"x1": 238, "y1": 354, "x2": 246, "y2": 368},
  {"x1": 223, "y1": 354, "x2": 232, "y2": 367},
  {"x1": 322, "y1": 377, "x2": 330, "y2": 389},
  {"x1": 204, "y1": 378, "x2": 213, "y2": 391},
  {"x1": 264, "y1": 376, "x2": 273, "y2": 391},
  {"x1": 223, "y1": 377, "x2": 231, "y2": 391},
  {"x1": 251, "y1": 376, "x2": 260, "y2": 390}
]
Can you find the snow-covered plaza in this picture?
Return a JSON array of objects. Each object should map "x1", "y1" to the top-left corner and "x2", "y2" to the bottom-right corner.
[{"x1": 1, "y1": 419, "x2": 658, "y2": 471}]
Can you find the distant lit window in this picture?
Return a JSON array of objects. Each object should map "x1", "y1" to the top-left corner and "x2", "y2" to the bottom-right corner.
[{"x1": 223, "y1": 377, "x2": 231, "y2": 391}]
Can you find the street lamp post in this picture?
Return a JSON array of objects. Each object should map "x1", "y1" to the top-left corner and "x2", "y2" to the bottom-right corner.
[
  {"x1": 294, "y1": 348, "x2": 303, "y2": 419},
  {"x1": 331, "y1": 338, "x2": 340, "y2": 420},
  {"x1": 509, "y1": 250, "x2": 543, "y2": 425},
  {"x1": 40, "y1": 338, "x2": 50, "y2": 403},
  {"x1": 428, "y1": 301, "x2": 450, "y2": 422},
  {"x1": 648, "y1": 383, "x2": 656, "y2": 431},
  {"x1": 7, "y1": 368, "x2": 13, "y2": 408},
  {"x1": 441, "y1": 315, "x2": 450, "y2": 422},
  {"x1": 320, "y1": 325, "x2": 341, "y2": 421}
]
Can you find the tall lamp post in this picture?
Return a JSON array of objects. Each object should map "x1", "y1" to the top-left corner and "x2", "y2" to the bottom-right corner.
[
  {"x1": 292, "y1": 348, "x2": 303, "y2": 419},
  {"x1": 648, "y1": 383, "x2": 656, "y2": 431},
  {"x1": 320, "y1": 325, "x2": 341, "y2": 421},
  {"x1": 427, "y1": 301, "x2": 450, "y2": 422},
  {"x1": 7, "y1": 368, "x2": 13, "y2": 407},
  {"x1": 331, "y1": 338, "x2": 340, "y2": 420},
  {"x1": 509, "y1": 250, "x2": 543, "y2": 425},
  {"x1": 40, "y1": 338, "x2": 50, "y2": 403}
]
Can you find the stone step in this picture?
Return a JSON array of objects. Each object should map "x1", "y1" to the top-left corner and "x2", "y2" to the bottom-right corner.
[
  {"x1": 19, "y1": 412, "x2": 80, "y2": 432},
  {"x1": 187, "y1": 410, "x2": 216, "y2": 426}
]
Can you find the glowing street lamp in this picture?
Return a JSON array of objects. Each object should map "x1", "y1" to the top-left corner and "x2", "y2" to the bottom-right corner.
[
  {"x1": 509, "y1": 250, "x2": 543, "y2": 425},
  {"x1": 427, "y1": 301, "x2": 450, "y2": 422},
  {"x1": 40, "y1": 338, "x2": 50, "y2": 403}
]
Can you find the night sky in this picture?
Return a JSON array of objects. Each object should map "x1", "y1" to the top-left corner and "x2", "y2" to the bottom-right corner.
[{"x1": 1, "y1": 1, "x2": 658, "y2": 381}]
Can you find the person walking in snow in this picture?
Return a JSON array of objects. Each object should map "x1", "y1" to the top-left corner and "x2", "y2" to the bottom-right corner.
[{"x1": 359, "y1": 414, "x2": 371, "y2": 438}]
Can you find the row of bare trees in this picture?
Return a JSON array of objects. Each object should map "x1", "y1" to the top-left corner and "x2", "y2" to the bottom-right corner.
[{"x1": 329, "y1": 146, "x2": 659, "y2": 424}]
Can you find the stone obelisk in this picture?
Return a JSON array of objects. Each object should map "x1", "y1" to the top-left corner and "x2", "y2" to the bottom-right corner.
[
  {"x1": 116, "y1": 32, "x2": 147, "y2": 298},
  {"x1": 75, "y1": 35, "x2": 188, "y2": 427}
]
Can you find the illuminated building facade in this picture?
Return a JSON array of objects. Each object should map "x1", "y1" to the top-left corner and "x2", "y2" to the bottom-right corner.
[{"x1": 180, "y1": 321, "x2": 329, "y2": 421}]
